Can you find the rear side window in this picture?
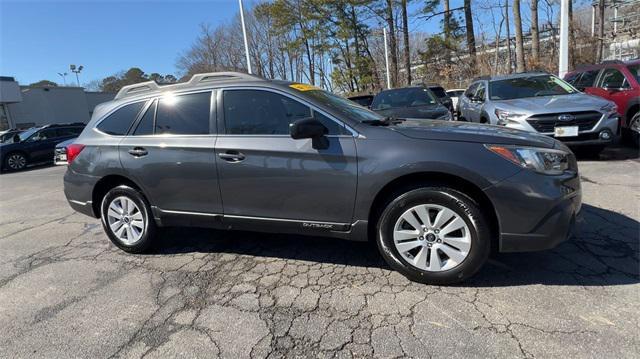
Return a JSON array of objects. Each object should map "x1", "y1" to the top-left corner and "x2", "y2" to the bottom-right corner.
[
  {"x1": 133, "y1": 100, "x2": 156, "y2": 136},
  {"x1": 97, "y1": 102, "x2": 145, "y2": 136},
  {"x1": 155, "y1": 92, "x2": 211, "y2": 135},
  {"x1": 575, "y1": 70, "x2": 599, "y2": 88},
  {"x1": 224, "y1": 89, "x2": 347, "y2": 135}
]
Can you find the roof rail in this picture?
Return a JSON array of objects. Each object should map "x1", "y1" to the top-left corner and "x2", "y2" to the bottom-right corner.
[
  {"x1": 114, "y1": 71, "x2": 263, "y2": 100},
  {"x1": 600, "y1": 59, "x2": 624, "y2": 65},
  {"x1": 115, "y1": 81, "x2": 161, "y2": 100}
]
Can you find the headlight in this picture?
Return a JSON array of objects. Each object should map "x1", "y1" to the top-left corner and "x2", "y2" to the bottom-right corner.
[
  {"x1": 485, "y1": 145, "x2": 570, "y2": 175},
  {"x1": 495, "y1": 108, "x2": 527, "y2": 126},
  {"x1": 600, "y1": 103, "x2": 618, "y2": 116}
]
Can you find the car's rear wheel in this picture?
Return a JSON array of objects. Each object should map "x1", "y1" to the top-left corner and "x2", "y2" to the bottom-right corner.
[
  {"x1": 625, "y1": 112, "x2": 640, "y2": 147},
  {"x1": 100, "y1": 185, "x2": 155, "y2": 253},
  {"x1": 4, "y1": 152, "x2": 27, "y2": 171},
  {"x1": 376, "y1": 187, "x2": 491, "y2": 284}
]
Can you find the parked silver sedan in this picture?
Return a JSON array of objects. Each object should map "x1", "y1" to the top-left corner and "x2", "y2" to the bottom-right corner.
[{"x1": 459, "y1": 72, "x2": 619, "y2": 153}]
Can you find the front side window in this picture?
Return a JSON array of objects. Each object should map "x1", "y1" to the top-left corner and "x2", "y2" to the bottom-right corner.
[
  {"x1": 489, "y1": 75, "x2": 577, "y2": 100},
  {"x1": 475, "y1": 83, "x2": 486, "y2": 100},
  {"x1": 97, "y1": 101, "x2": 145, "y2": 136},
  {"x1": 597, "y1": 68, "x2": 629, "y2": 89},
  {"x1": 224, "y1": 90, "x2": 347, "y2": 135},
  {"x1": 575, "y1": 70, "x2": 600, "y2": 89},
  {"x1": 30, "y1": 128, "x2": 57, "y2": 141},
  {"x1": 155, "y1": 92, "x2": 211, "y2": 135},
  {"x1": 464, "y1": 83, "x2": 479, "y2": 98}
]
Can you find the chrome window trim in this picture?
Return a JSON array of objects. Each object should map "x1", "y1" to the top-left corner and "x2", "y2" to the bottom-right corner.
[{"x1": 218, "y1": 86, "x2": 360, "y2": 137}]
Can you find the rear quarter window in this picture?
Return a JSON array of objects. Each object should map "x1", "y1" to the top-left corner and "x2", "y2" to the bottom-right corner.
[{"x1": 97, "y1": 102, "x2": 145, "y2": 136}]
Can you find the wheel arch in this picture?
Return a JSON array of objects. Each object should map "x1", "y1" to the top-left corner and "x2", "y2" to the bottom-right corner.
[
  {"x1": 91, "y1": 174, "x2": 146, "y2": 218},
  {"x1": 625, "y1": 102, "x2": 639, "y2": 125},
  {"x1": 367, "y1": 171, "x2": 500, "y2": 252}
]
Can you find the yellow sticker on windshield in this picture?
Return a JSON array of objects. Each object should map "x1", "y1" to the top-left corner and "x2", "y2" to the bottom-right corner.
[{"x1": 289, "y1": 83, "x2": 320, "y2": 92}]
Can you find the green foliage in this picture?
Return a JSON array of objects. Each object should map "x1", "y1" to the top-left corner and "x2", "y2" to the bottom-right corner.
[
  {"x1": 29, "y1": 80, "x2": 58, "y2": 87},
  {"x1": 99, "y1": 68, "x2": 177, "y2": 93}
]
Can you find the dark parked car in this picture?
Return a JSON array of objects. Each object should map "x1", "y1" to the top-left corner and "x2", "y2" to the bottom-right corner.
[
  {"x1": 564, "y1": 59, "x2": 640, "y2": 146},
  {"x1": 428, "y1": 85, "x2": 454, "y2": 113},
  {"x1": 54, "y1": 137, "x2": 77, "y2": 165},
  {"x1": 370, "y1": 87, "x2": 452, "y2": 121},
  {"x1": 0, "y1": 123, "x2": 84, "y2": 171},
  {"x1": 347, "y1": 94, "x2": 374, "y2": 108},
  {"x1": 0, "y1": 129, "x2": 23, "y2": 143},
  {"x1": 64, "y1": 72, "x2": 581, "y2": 284}
]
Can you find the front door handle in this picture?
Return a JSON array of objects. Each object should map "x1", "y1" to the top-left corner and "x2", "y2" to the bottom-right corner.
[
  {"x1": 128, "y1": 147, "x2": 148, "y2": 157},
  {"x1": 218, "y1": 151, "x2": 245, "y2": 162}
]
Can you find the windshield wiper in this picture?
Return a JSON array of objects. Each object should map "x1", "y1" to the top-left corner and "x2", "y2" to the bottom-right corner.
[{"x1": 362, "y1": 116, "x2": 406, "y2": 126}]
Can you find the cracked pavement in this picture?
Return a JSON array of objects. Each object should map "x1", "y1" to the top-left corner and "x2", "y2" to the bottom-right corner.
[{"x1": 0, "y1": 146, "x2": 638, "y2": 358}]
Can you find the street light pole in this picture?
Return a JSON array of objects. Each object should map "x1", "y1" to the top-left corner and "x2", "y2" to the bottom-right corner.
[
  {"x1": 57, "y1": 72, "x2": 68, "y2": 86},
  {"x1": 238, "y1": 0, "x2": 252, "y2": 74},
  {"x1": 559, "y1": 0, "x2": 569, "y2": 77},
  {"x1": 383, "y1": 27, "x2": 391, "y2": 89},
  {"x1": 69, "y1": 64, "x2": 83, "y2": 87}
]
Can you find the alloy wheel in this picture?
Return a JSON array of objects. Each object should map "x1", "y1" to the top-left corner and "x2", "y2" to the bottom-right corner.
[
  {"x1": 393, "y1": 204, "x2": 472, "y2": 272},
  {"x1": 106, "y1": 196, "x2": 145, "y2": 245},
  {"x1": 7, "y1": 154, "x2": 27, "y2": 170}
]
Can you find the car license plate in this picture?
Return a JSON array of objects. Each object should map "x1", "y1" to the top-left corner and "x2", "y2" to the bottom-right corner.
[
  {"x1": 58, "y1": 154, "x2": 67, "y2": 161},
  {"x1": 554, "y1": 126, "x2": 579, "y2": 137}
]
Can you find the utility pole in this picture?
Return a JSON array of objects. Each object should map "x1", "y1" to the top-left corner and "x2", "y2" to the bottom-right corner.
[
  {"x1": 596, "y1": 0, "x2": 605, "y2": 62},
  {"x1": 591, "y1": 4, "x2": 596, "y2": 37},
  {"x1": 383, "y1": 27, "x2": 391, "y2": 89},
  {"x1": 559, "y1": 0, "x2": 569, "y2": 77},
  {"x1": 238, "y1": 0, "x2": 252, "y2": 74},
  {"x1": 505, "y1": 0, "x2": 512, "y2": 73}
]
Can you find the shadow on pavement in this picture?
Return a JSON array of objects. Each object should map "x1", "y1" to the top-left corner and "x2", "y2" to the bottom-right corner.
[
  {"x1": 151, "y1": 204, "x2": 639, "y2": 287},
  {"x1": 574, "y1": 142, "x2": 639, "y2": 161}
]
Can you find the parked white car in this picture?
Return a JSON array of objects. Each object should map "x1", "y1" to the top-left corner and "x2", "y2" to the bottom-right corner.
[{"x1": 446, "y1": 89, "x2": 465, "y2": 116}]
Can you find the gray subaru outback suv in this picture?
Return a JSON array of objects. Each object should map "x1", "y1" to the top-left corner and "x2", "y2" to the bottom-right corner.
[{"x1": 64, "y1": 72, "x2": 581, "y2": 284}]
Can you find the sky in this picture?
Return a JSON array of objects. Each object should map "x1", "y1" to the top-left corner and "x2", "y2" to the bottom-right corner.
[{"x1": 0, "y1": 0, "x2": 242, "y2": 85}]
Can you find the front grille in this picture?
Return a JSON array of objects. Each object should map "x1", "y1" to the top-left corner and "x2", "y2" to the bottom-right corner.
[{"x1": 526, "y1": 111, "x2": 602, "y2": 133}]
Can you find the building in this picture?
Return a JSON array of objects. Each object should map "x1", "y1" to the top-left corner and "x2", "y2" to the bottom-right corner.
[{"x1": 0, "y1": 76, "x2": 114, "y2": 131}]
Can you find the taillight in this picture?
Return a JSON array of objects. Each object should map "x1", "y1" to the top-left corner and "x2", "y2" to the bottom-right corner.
[{"x1": 66, "y1": 144, "x2": 85, "y2": 164}]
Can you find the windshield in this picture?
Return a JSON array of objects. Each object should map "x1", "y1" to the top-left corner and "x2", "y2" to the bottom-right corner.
[
  {"x1": 299, "y1": 89, "x2": 383, "y2": 123},
  {"x1": 371, "y1": 88, "x2": 438, "y2": 110},
  {"x1": 629, "y1": 65, "x2": 640, "y2": 83},
  {"x1": 17, "y1": 127, "x2": 39, "y2": 142},
  {"x1": 489, "y1": 75, "x2": 578, "y2": 100}
]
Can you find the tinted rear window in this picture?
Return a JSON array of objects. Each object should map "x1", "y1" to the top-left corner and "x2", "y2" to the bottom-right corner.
[
  {"x1": 429, "y1": 87, "x2": 447, "y2": 98},
  {"x1": 155, "y1": 92, "x2": 211, "y2": 135},
  {"x1": 97, "y1": 102, "x2": 145, "y2": 135},
  {"x1": 371, "y1": 88, "x2": 438, "y2": 110}
]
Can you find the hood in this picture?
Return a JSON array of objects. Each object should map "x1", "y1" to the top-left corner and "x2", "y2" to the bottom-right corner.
[
  {"x1": 391, "y1": 120, "x2": 558, "y2": 148},
  {"x1": 493, "y1": 93, "x2": 611, "y2": 113},
  {"x1": 374, "y1": 104, "x2": 450, "y2": 120}
]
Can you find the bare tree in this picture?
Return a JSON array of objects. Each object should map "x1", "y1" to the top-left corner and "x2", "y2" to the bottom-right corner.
[
  {"x1": 513, "y1": 0, "x2": 526, "y2": 72},
  {"x1": 463, "y1": 0, "x2": 477, "y2": 73},
  {"x1": 505, "y1": 0, "x2": 512, "y2": 73},
  {"x1": 531, "y1": 0, "x2": 540, "y2": 64},
  {"x1": 401, "y1": 0, "x2": 411, "y2": 85}
]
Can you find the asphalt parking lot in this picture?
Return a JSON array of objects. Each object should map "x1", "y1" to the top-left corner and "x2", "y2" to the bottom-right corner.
[{"x1": 0, "y1": 146, "x2": 638, "y2": 358}]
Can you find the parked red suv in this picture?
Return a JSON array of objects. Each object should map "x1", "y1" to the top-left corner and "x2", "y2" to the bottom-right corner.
[{"x1": 564, "y1": 60, "x2": 640, "y2": 146}]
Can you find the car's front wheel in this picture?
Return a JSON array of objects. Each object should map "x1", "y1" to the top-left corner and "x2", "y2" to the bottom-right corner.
[
  {"x1": 100, "y1": 185, "x2": 156, "y2": 253},
  {"x1": 4, "y1": 152, "x2": 27, "y2": 171},
  {"x1": 376, "y1": 187, "x2": 491, "y2": 284}
]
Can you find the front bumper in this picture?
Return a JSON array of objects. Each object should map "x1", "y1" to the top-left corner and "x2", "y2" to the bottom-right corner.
[
  {"x1": 484, "y1": 168, "x2": 582, "y2": 252},
  {"x1": 506, "y1": 113, "x2": 619, "y2": 146}
]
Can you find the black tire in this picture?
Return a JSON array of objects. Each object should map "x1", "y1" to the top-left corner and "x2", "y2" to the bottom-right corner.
[
  {"x1": 623, "y1": 112, "x2": 640, "y2": 147},
  {"x1": 100, "y1": 185, "x2": 156, "y2": 253},
  {"x1": 577, "y1": 145, "x2": 605, "y2": 158},
  {"x1": 376, "y1": 187, "x2": 491, "y2": 285},
  {"x1": 3, "y1": 152, "x2": 28, "y2": 171}
]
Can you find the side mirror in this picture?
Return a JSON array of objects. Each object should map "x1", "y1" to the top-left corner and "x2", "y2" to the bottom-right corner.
[
  {"x1": 472, "y1": 95, "x2": 484, "y2": 103},
  {"x1": 12, "y1": 134, "x2": 21, "y2": 143},
  {"x1": 290, "y1": 117, "x2": 328, "y2": 140}
]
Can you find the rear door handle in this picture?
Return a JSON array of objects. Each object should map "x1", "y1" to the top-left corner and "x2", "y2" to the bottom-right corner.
[
  {"x1": 218, "y1": 151, "x2": 245, "y2": 162},
  {"x1": 128, "y1": 147, "x2": 148, "y2": 157}
]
